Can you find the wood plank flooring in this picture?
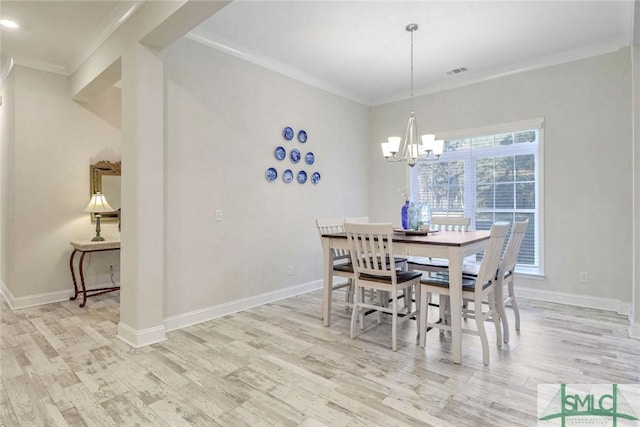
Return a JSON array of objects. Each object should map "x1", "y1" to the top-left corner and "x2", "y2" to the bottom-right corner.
[{"x1": 1, "y1": 290, "x2": 638, "y2": 426}]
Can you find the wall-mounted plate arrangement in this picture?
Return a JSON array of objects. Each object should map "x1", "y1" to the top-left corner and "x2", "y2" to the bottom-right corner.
[
  {"x1": 283, "y1": 126, "x2": 294, "y2": 141},
  {"x1": 275, "y1": 146, "x2": 286, "y2": 160},
  {"x1": 311, "y1": 171, "x2": 321, "y2": 184},
  {"x1": 290, "y1": 148, "x2": 301, "y2": 163},
  {"x1": 269, "y1": 126, "x2": 319, "y2": 185},
  {"x1": 298, "y1": 129, "x2": 307, "y2": 143},
  {"x1": 265, "y1": 167, "x2": 278, "y2": 182},
  {"x1": 305, "y1": 152, "x2": 315, "y2": 165}
]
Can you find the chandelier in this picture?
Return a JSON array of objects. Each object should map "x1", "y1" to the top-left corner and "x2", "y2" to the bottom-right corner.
[{"x1": 381, "y1": 24, "x2": 444, "y2": 167}]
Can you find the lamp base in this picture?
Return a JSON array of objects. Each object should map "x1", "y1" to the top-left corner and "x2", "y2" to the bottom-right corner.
[{"x1": 91, "y1": 236, "x2": 105, "y2": 242}]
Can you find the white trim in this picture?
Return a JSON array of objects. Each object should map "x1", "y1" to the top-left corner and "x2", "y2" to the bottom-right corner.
[
  {"x1": 518, "y1": 286, "x2": 631, "y2": 316},
  {"x1": 164, "y1": 279, "x2": 322, "y2": 332},
  {"x1": 185, "y1": 30, "x2": 368, "y2": 106},
  {"x1": 1, "y1": 281, "x2": 74, "y2": 310},
  {"x1": 629, "y1": 322, "x2": 640, "y2": 339},
  {"x1": 117, "y1": 322, "x2": 166, "y2": 348}
]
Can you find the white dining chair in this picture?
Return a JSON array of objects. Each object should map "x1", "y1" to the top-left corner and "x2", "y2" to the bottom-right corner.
[
  {"x1": 344, "y1": 222, "x2": 422, "y2": 351},
  {"x1": 345, "y1": 216, "x2": 411, "y2": 312},
  {"x1": 407, "y1": 216, "x2": 471, "y2": 318},
  {"x1": 407, "y1": 216, "x2": 471, "y2": 274},
  {"x1": 315, "y1": 218, "x2": 354, "y2": 310},
  {"x1": 419, "y1": 222, "x2": 509, "y2": 365},
  {"x1": 461, "y1": 219, "x2": 529, "y2": 343}
]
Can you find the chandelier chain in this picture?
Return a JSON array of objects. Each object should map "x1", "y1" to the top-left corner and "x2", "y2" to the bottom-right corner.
[{"x1": 410, "y1": 27, "x2": 414, "y2": 114}]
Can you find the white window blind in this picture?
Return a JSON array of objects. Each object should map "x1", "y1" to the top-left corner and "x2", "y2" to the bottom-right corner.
[{"x1": 410, "y1": 119, "x2": 543, "y2": 273}]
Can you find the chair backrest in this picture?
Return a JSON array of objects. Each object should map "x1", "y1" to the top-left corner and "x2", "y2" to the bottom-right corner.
[
  {"x1": 474, "y1": 222, "x2": 510, "y2": 295},
  {"x1": 344, "y1": 222, "x2": 396, "y2": 280},
  {"x1": 316, "y1": 218, "x2": 350, "y2": 261},
  {"x1": 499, "y1": 219, "x2": 529, "y2": 277},
  {"x1": 430, "y1": 216, "x2": 470, "y2": 231},
  {"x1": 344, "y1": 216, "x2": 370, "y2": 224}
]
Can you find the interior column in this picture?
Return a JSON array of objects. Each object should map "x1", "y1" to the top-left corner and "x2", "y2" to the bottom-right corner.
[{"x1": 118, "y1": 42, "x2": 165, "y2": 346}]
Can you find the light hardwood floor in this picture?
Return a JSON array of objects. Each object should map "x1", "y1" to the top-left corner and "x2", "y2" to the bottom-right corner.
[{"x1": 1, "y1": 289, "x2": 638, "y2": 426}]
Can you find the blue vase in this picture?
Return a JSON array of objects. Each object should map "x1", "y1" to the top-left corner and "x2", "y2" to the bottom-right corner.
[{"x1": 401, "y1": 200, "x2": 410, "y2": 229}]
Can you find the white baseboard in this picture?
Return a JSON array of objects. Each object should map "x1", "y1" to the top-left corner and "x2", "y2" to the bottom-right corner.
[
  {"x1": 117, "y1": 322, "x2": 166, "y2": 348},
  {"x1": 1, "y1": 280, "x2": 74, "y2": 309},
  {"x1": 629, "y1": 322, "x2": 640, "y2": 339},
  {"x1": 164, "y1": 279, "x2": 322, "y2": 332},
  {"x1": 517, "y1": 286, "x2": 631, "y2": 315}
]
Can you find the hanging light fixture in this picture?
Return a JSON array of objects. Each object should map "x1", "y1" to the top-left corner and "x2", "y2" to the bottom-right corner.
[{"x1": 381, "y1": 24, "x2": 444, "y2": 167}]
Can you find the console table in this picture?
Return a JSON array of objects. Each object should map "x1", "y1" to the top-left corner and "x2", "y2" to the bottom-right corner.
[{"x1": 69, "y1": 239, "x2": 120, "y2": 307}]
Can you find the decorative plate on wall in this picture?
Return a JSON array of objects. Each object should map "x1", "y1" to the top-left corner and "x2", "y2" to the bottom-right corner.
[
  {"x1": 305, "y1": 152, "x2": 315, "y2": 165},
  {"x1": 311, "y1": 172, "x2": 321, "y2": 184},
  {"x1": 265, "y1": 167, "x2": 278, "y2": 182},
  {"x1": 297, "y1": 170, "x2": 307, "y2": 184},
  {"x1": 290, "y1": 148, "x2": 301, "y2": 163},
  {"x1": 298, "y1": 130, "x2": 307, "y2": 143},
  {"x1": 283, "y1": 169, "x2": 294, "y2": 183},
  {"x1": 283, "y1": 126, "x2": 294, "y2": 141},
  {"x1": 275, "y1": 146, "x2": 286, "y2": 160}
]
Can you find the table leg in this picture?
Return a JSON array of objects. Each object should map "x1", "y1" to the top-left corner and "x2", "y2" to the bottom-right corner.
[
  {"x1": 78, "y1": 252, "x2": 88, "y2": 308},
  {"x1": 419, "y1": 282, "x2": 428, "y2": 348},
  {"x1": 321, "y1": 237, "x2": 333, "y2": 326},
  {"x1": 448, "y1": 248, "x2": 463, "y2": 364},
  {"x1": 69, "y1": 249, "x2": 79, "y2": 301}
]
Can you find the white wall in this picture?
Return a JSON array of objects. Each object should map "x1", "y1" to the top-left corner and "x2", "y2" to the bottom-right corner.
[
  {"x1": 3, "y1": 66, "x2": 121, "y2": 305},
  {"x1": 163, "y1": 38, "x2": 369, "y2": 318},
  {"x1": 370, "y1": 49, "x2": 633, "y2": 305},
  {"x1": 1, "y1": 68, "x2": 15, "y2": 290}
]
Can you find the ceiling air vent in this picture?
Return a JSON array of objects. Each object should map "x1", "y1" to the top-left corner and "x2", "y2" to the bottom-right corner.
[{"x1": 447, "y1": 67, "x2": 468, "y2": 76}]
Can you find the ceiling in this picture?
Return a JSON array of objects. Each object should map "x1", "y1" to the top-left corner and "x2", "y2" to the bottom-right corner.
[{"x1": 1, "y1": 1, "x2": 635, "y2": 105}]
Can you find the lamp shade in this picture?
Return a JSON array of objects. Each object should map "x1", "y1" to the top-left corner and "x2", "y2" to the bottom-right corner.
[{"x1": 83, "y1": 192, "x2": 114, "y2": 213}]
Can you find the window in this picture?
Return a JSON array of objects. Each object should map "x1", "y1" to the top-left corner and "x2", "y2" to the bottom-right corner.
[{"x1": 410, "y1": 119, "x2": 543, "y2": 274}]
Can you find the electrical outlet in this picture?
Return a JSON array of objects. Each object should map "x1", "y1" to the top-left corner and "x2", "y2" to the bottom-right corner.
[
  {"x1": 287, "y1": 265, "x2": 294, "y2": 276},
  {"x1": 215, "y1": 209, "x2": 223, "y2": 222},
  {"x1": 579, "y1": 272, "x2": 589, "y2": 283}
]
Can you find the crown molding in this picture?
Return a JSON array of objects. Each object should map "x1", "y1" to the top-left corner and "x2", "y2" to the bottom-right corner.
[{"x1": 186, "y1": 29, "x2": 370, "y2": 106}]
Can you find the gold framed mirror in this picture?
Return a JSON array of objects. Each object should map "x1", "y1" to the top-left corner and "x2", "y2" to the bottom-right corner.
[{"x1": 89, "y1": 161, "x2": 121, "y2": 221}]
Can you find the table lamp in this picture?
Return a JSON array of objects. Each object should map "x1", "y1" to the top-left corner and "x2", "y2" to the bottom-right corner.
[{"x1": 83, "y1": 192, "x2": 114, "y2": 241}]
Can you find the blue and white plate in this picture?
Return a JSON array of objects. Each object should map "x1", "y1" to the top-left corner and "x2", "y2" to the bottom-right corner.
[
  {"x1": 305, "y1": 152, "x2": 315, "y2": 165},
  {"x1": 290, "y1": 148, "x2": 301, "y2": 163},
  {"x1": 265, "y1": 167, "x2": 278, "y2": 182},
  {"x1": 283, "y1": 169, "x2": 293, "y2": 183},
  {"x1": 283, "y1": 126, "x2": 294, "y2": 141},
  {"x1": 274, "y1": 146, "x2": 286, "y2": 160},
  {"x1": 297, "y1": 170, "x2": 307, "y2": 184},
  {"x1": 298, "y1": 130, "x2": 307, "y2": 143},
  {"x1": 311, "y1": 171, "x2": 321, "y2": 184}
]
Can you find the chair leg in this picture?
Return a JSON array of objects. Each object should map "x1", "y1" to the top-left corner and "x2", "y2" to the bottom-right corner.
[
  {"x1": 391, "y1": 292, "x2": 398, "y2": 351},
  {"x1": 419, "y1": 284, "x2": 428, "y2": 348},
  {"x1": 350, "y1": 286, "x2": 360, "y2": 339},
  {"x1": 359, "y1": 287, "x2": 365, "y2": 329},
  {"x1": 376, "y1": 291, "x2": 383, "y2": 324},
  {"x1": 488, "y1": 291, "x2": 502, "y2": 348},
  {"x1": 345, "y1": 279, "x2": 353, "y2": 310},
  {"x1": 475, "y1": 303, "x2": 490, "y2": 365},
  {"x1": 509, "y1": 282, "x2": 521, "y2": 332}
]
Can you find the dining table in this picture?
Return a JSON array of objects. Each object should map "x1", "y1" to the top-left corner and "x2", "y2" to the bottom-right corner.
[{"x1": 320, "y1": 229, "x2": 490, "y2": 364}]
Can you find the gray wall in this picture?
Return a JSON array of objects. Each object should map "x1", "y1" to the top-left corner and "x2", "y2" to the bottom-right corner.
[
  {"x1": 163, "y1": 38, "x2": 370, "y2": 319},
  {"x1": 1, "y1": 66, "x2": 121, "y2": 305},
  {"x1": 370, "y1": 49, "x2": 633, "y2": 306}
]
